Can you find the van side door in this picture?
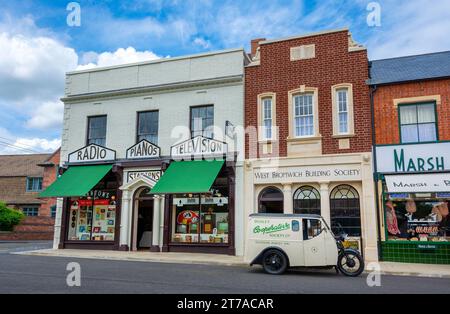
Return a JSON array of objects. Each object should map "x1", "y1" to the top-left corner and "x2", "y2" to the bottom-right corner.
[{"x1": 302, "y1": 218, "x2": 327, "y2": 267}]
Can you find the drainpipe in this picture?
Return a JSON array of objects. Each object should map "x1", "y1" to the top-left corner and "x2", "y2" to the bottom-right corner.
[{"x1": 370, "y1": 83, "x2": 382, "y2": 261}]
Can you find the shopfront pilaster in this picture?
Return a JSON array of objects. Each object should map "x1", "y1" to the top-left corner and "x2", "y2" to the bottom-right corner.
[
  {"x1": 320, "y1": 182, "x2": 330, "y2": 225},
  {"x1": 283, "y1": 183, "x2": 293, "y2": 214},
  {"x1": 151, "y1": 195, "x2": 161, "y2": 251},
  {"x1": 120, "y1": 190, "x2": 131, "y2": 250}
]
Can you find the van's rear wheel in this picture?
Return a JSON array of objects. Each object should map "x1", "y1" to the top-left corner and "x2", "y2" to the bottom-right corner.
[{"x1": 262, "y1": 249, "x2": 288, "y2": 275}]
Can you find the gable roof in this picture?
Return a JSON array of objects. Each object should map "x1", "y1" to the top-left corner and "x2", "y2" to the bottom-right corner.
[
  {"x1": 368, "y1": 51, "x2": 450, "y2": 85},
  {"x1": 0, "y1": 154, "x2": 51, "y2": 177}
]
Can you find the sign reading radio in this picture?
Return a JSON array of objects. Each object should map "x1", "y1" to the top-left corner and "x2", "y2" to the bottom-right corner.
[
  {"x1": 171, "y1": 136, "x2": 228, "y2": 159},
  {"x1": 376, "y1": 142, "x2": 450, "y2": 173},
  {"x1": 68, "y1": 144, "x2": 116, "y2": 164},
  {"x1": 126, "y1": 140, "x2": 161, "y2": 159}
]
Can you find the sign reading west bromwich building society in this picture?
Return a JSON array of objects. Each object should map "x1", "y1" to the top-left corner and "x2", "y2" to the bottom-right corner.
[
  {"x1": 171, "y1": 136, "x2": 228, "y2": 160},
  {"x1": 375, "y1": 142, "x2": 450, "y2": 173},
  {"x1": 68, "y1": 144, "x2": 116, "y2": 164}
]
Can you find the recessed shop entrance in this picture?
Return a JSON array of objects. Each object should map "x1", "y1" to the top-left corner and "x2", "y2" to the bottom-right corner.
[{"x1": 133, "y1": 187, "x2": 154, "y2": 251}]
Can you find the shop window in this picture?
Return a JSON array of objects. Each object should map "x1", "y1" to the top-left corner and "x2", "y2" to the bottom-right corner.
[
  {"x1": 293, "y1": 186, "x2": 321, "y2": 215},
  {"x1": 137, "y1": 111, "x2": 159, "y2": 144},
  {"x1": 330, "y1": 185, "x2": 361, "y2": 237},
  {"x1": 293, "y1": 93, "x2": 314, "y2": 137},
  {"x1": 67, "y1": 191, "x2": 117, "y2": 241},
  {"x1": 172, "y1": 169, "x2": 229, "y2": 244},
  {"x1": 22, "y1": 207, "x2": 39, "y2": 217},
  {"x1": 303, "y1": 218, "x2": 322, "y2": 240},
  {"x1": 399, "y1": 103, "x2": 437, "y2": 143},
  {"x1": 26, "y1": 177, "x2": 43, "y2": 192},
  {"x1": 87, "y1": 115, "x2": 107, "y2": 146},
  {"x1": 384, "y1": 193, "x2": 449, "y2": 242},
  {"x1": 258, "y1": 187, "x2": 283, "y2": 214},
  {"x1": 190, "y1": 105, "x2": 214, "y2": 138}
]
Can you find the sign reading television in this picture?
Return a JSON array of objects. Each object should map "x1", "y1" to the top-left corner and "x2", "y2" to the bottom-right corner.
[
  {"x1": 68, "y1": 144, "x2": 116, "y2": 163},
  {"x1": 171, "y1": 136, "x2": 228, "y2": 159},
  {"x1": 375, "y1": 142, "x2": 450, "y2": 173}
]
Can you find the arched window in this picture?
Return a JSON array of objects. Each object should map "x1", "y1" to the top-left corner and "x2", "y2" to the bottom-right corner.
[
  {"x1": 293, "y1": 186, "x2": 320, "y2": 215},
  {"x1": 258, "y1": 187, "x2": 283, "y2": 214},
  {"x1": 330, "y1": 185, "x2": 361, "y2": 237}
]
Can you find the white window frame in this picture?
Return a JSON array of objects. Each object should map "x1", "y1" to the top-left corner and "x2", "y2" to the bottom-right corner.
[
  {"x1": 257, "y1": 93, "x2": 276, "y2": 141},
  {"x1": 288, "y1": 86, "x2": 319, "y2": 139},
  {"x1": 332, "y1": 83, "x2": 354, "y2": 137}
]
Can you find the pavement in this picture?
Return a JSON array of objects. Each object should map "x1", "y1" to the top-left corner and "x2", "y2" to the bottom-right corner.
[
  {"x1": 12, "y1": 244, "x2": 450, "y2": 279},
  {"x1": 1, "y1": 250, "x2": 450, "y2": 294}
]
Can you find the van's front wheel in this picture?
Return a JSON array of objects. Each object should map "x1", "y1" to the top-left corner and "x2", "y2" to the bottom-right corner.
[{"x1": 262, "y1": 249, "x2": 288, "y2": 275}]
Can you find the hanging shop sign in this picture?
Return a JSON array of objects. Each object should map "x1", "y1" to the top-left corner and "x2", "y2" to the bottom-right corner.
[
  {"x1": 126, "y1": 140, "x2": 161, "y2": 159},
  {"x1": 126, "y1": 170, "x2": 161, "y2": 183},
  {"x1": 171, "y1": 136, "x2": 228, "y2": 160},
  {"x1": 375, "y1": 142, "x2": 450, "y2": 173},
  {"x1": 253, "y1": 165, "x2": 362, "y2": 184},
  {"x1": 385, "y1": 173, "x2": 450, "y2": 193},
  {"x1": 68, "y1": 144, "x2": 116, "y2": 164}
]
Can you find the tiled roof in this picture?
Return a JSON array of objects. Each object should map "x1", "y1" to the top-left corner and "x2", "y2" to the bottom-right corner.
[
  {"x1": 0, "y1": 154, "x2": 51, "y2": 177},
  {"x1": 368, "y1": 51, "x2": 450, "y2": 85}
]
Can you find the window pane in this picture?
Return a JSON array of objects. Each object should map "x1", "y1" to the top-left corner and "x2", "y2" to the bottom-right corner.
[
  {"x1": 138, "y1": 111, "x2": 159, "y2": 144},
  {"x1": 417, "y1": 104, "x2": 435, "y2": 123},
  {"x1": 191, "y1": 106, "x2": 214, "y2": 138},
  {"x1": 418, "y1": 123, "x2": 437, "y2": 142},
  {"x1": 401, "y1": 125, "x2": 419, "y2": 143},
  {"x1": 339, "y1": 112, "x2": 348, "y2": 133},
  {"x1": 88, "y1": 116, "x2": 107, "y2": 146},
  {"x1": 400, "y1": 106, "x2": 417, "y2": 125}
]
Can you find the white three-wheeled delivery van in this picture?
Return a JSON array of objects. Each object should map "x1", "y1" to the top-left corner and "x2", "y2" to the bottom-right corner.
[{"x1": 245, "y1": 214, "x2": 364, "y2": 276}]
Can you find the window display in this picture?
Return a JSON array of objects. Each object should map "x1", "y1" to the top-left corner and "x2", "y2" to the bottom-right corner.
[
  {"x1": 68, "y1": 191, "x2": 116, "y2": 241},
  {"x1": 172, "y1": 195, "x2": 229, "y2": 244},
  {"x1": 384, "y1": 193, "x2": 449, "y2": 242}
]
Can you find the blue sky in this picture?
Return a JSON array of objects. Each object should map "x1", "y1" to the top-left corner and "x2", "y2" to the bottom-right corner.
[{"x1": 0, "y1": 0, "x2": 449, "y2": 154}]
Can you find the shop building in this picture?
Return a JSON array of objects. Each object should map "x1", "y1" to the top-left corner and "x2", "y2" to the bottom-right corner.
[
  {"x1": 244, "y1": 29, "x2": 378, "y2": 261},
  {"x1": 41, "y1": 49, "x2": 249, "y2": 255},
  {"x1": 370, "y1": 51, "x2": 450, "y2": 264}
]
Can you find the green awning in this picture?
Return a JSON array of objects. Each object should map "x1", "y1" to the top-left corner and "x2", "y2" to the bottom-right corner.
[
  {"x1": 151, "y1": 160, "x2": 224, "y2": 194},
  {"x1": 39, "y1": 164, "x2": 112, "y2": 198}
]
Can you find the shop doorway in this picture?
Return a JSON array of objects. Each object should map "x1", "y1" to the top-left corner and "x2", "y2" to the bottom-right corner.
[{"x1": 133, "y1": 187, "x2": 154, "y2": 250}]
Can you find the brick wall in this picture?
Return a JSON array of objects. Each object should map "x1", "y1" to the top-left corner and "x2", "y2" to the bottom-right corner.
[
  {"x1": 39, "y1": 150, "x2": 60, "y2": 218},
  {"x1": 373, "y1": 78, "x2": 450, "y2": 145},
  {"x1": 245, "y1": 30, "x2": 371, "y2": 158}
]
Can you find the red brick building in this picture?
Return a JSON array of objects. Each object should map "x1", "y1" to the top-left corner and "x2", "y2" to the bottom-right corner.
[
  {"x1": 243, "y1": 29, "x2": 378, "y2": 262},
  {"x1": 0, "y1": 149, "x2": 60, "y2": 240},
  {"x1": 370, "y1": 51, "x2": 450, "y2": 264}
]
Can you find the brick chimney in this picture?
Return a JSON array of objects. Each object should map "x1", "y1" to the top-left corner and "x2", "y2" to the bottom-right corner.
[{"x1": 250, "y1": 38, "x2": 266, "y2": 56}]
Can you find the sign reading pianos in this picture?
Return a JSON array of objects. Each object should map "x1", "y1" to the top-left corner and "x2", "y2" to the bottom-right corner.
[
  {"x1": 68, "y1": 144, "x2": 116, "y2": 164},
  {"x1": 126, "y1": 140, "x2": 161, "y2": 159},
  {"x1": 171, "y1": 136, "x2": 228, "y2": 160}
]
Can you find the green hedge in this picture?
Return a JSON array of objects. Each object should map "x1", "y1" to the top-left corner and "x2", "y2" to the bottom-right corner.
[{"x1": 0, "y1": 202, "x2": 24, "y2": 231}]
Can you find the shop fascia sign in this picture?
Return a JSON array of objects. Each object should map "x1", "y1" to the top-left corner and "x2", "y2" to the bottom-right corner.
[
  {"x1": 375, "y1": 142, "x2": 450, "y2": 173},
  {"x1": 170, "y1": 136, "x2": 228, "y2": 160},
  {"x1": 68, "y1": 144, "x2": 116, "y2": 164},
  {"x1": 126, "y1": 140, "x2": 161, "y2": 160},
  {"x1": 126, "y1": 170, "x2": 161, "y2": 183},
  {"x1": 385, "y1": 173, "x2": 450, "y2": 193},
  {"x1": 253, "y1": 165, "x2": 362, "y2": 184}
]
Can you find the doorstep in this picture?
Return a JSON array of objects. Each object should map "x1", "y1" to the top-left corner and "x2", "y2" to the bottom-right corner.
[{"x1": 13, "y1": 249, "x2": 247, "y2": 267}]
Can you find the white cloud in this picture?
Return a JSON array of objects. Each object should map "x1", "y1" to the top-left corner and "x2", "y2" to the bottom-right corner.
[
  {"x1": 365, "y1": 0, "x2": 450, "y2": 59},
  {"x1": 193, "y1": 37, "x2": 211, "y2": 49},
  {"x1": 77, "y1": 47, "x2": 162, "y2": 70},
  {"x1": 0, "y1": 127, "x2": 60, "y2": 154},
  {"x1": 26, "y1": 101, "x2": 64, "y2": 130}
]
